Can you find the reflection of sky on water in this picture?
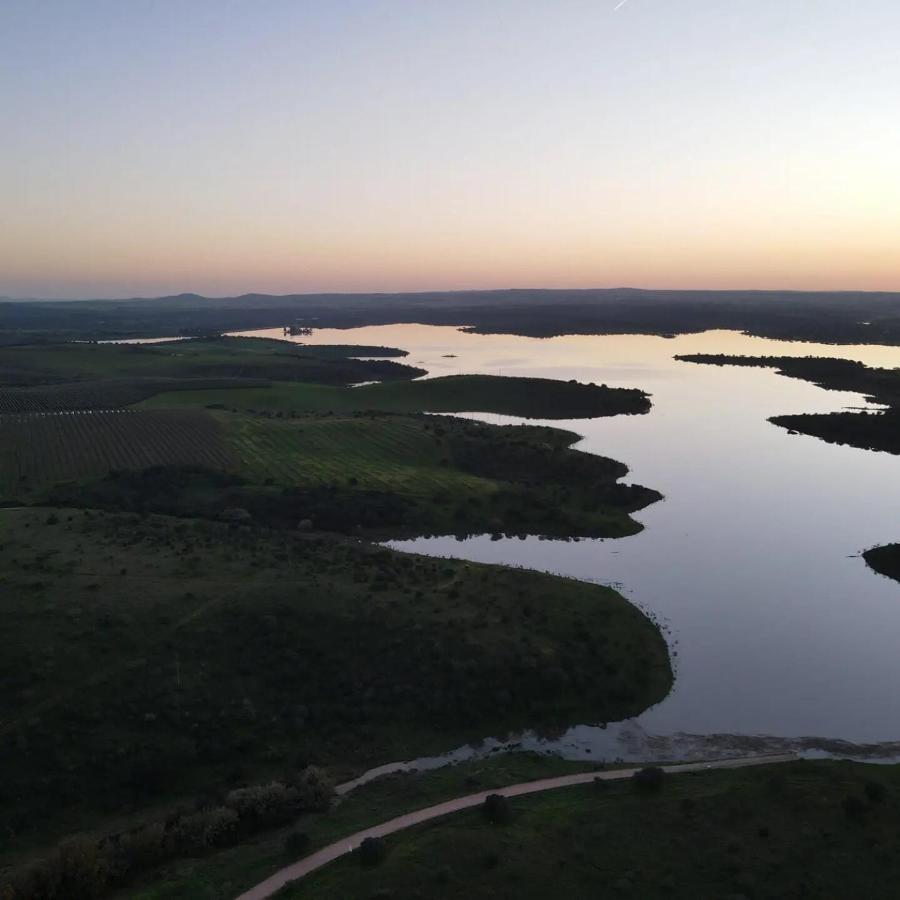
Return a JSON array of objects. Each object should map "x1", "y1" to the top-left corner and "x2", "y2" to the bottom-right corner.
[{"x1": 243, "y1": 325, "x2": 900, "y2": 758}]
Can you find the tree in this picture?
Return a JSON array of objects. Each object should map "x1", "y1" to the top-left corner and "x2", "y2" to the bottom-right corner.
[
  {"x1": 358, "y1": 836, "x2": 387, "y2": 867},
  {"x1": 632, "y1": 766, "x2": 665, "y2": 793},
  {"x1": 483, "y1": 793, "x2": 512, "y2": 825}
]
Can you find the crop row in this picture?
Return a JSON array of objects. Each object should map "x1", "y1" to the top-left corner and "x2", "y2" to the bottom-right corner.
[
  {"x1": 0, "y1": 410, "x2": 236, "y2": 493},
  {"x1": 0, "y1": 377, "x2": 269, "y2": 414},
  {"x1": 228, "y1": 415, "x2": 490, "y2": 494}
]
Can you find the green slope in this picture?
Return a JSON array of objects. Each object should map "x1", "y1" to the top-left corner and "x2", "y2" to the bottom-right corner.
[{"x1": 139, "y1": 373, "x2": 651, "y2": 419}]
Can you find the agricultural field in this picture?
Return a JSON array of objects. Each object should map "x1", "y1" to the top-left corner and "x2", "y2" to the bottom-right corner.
[
  {"x1": 171, "y1": 337, "x2": 409, "y2": 359},
  {"x1": 0, "y1": 376, "x2": 269, "y2": 414},
  {"x1": 227, "y1": 413, "x2": 491, "y2": 495},
  {"x1": 0, "y1": 336, "x2": 424, "y2": 391},
  {"x1": 140, "y1": 373, "x2": 651, "y2": 419},
  {"x1": 0, "y1": 507, "x2": 671, "y2": 864},
  {"x1": 37, "y1": 411, "x2": 658, "y2": 539},
  {"x1": 0, "y1": 410, "x2": 235, "y2": 497}
]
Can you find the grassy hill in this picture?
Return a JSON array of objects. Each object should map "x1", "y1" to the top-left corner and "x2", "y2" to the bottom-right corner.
[
  {"x1": 0, "y1": 336, "x2": 424, "y2": 399},
  {"x1": 0, "y1": 334, "x2": 673, "y2": 897},
  {"x1": 140, "y1": 373, "x2": 651, "y2": 419},
  {"x1": 0, "y1": 508, "x2": 671, "y2": 862},
  {"x1": 25, "y1": 412, "x2": 657, "y2": 539}
]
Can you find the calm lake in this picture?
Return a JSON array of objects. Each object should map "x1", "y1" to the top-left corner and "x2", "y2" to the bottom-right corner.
[{"x1": 243, "y1": 324, "x2": 900, "y2": 762}]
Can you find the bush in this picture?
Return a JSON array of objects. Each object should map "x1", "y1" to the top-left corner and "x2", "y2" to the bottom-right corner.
[
  {"x1": 358, "y1": 836, "x2": 387, "y2": 867},
  {"x1": 113, "y1": 822, "x2": 167, "y2": 877},
  {"x1": 224, "y1": 782, "x2": 300, "y2": 828},
  {"x1": 167, "y1": 806, "x2": 238, "y2": 852},
  {"x1": 865, "y1": 781, "x2": 887, "y2": 804},
  {"x1": 294, "y1": 765, "x2": 335, "y2": 811},
  {"x1": 632, "y1": 767, "x2": 665, "y2": 793},
  {"x1": 284, "y1": 831, "x2": 310, "y2": 856},
  {"x1": 483, "y1": 793, "x2": 512, "y2": 825},
  {"x1": 15, "y1": 835, "x2": 111, "y2": 900}
]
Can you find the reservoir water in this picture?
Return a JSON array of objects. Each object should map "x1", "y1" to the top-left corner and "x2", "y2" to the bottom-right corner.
[{"x1": 242, "y1": 324, "x2": 900, "y2": 761}]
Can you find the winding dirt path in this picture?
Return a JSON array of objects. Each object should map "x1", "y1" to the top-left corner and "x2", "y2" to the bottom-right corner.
[{"x1": 236, "y1": 752, "x2": 797, "y2": 899}]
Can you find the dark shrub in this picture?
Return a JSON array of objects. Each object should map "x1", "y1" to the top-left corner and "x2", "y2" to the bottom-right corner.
[
  {"x1": 483, "y1": 793, "x2": 512, "y2": 825},
  {"x1": 359, "y1": 836, "x2": 387, "y2": 867},
  {"x1": 294, "y1": 766, "x2": 334, "y2": 811},
  {"x1": 284, "y1": 831, "x2": 310, "y2": 856},
  {"x1": 632, "y1": 767, "x2": 665, "y2": 793},
  {"x1": 865, "y1": 781, "x2": 887, "y2": 804},
  {"x1": 842, "y1": 795, "x2": 866, "y2": 819}
]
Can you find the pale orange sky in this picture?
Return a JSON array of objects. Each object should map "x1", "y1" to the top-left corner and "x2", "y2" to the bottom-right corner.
[{"x1": 2, "y1": 1, "x2": 898, "y2": 298}]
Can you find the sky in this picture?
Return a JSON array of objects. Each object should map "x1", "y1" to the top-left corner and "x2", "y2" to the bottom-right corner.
[{"x1": 1, "y1": 0, "x2": 898, "y2": 299}]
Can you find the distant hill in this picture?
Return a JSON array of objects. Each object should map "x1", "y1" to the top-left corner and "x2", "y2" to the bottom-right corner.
[{"x1": 2, "y1": 287, "x2": 900, "y2": 344}]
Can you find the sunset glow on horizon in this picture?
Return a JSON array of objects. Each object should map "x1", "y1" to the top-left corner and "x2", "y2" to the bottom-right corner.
[{"x1": 3, "y1": 0, "x2": 899, "y2": 299}]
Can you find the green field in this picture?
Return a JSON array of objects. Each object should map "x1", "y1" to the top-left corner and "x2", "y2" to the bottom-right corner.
[
  {"x1": 140, "y1": 373, "x2": 651, "y2": 419},
  {"x1": 0, "y1": 336, "x2": 423, "y2": 392},
  {"x1": 0, "y1": 333, "x2": 675, "y2": 898},
  {"x1": 0, "y1": 508, "x2": 671, "y2": 865},
  {"x1": 123, "y1": 754, "x2": 602, "y2": 900},
  {"x1": 0, "y1": 411, "x2": 236, "y2": 496},
  {"x1": 0, "y1": 376, "x2": 271, "y2": 414},
  {"x1": 279, "y1": 759, "x2": 900, "y2": 900},
  {"x1": 30, "y1": 411, "x2": 656, "y2": 539},
  {"x1": 226, "y1": 414, "x2": 490, "y2": 494}
]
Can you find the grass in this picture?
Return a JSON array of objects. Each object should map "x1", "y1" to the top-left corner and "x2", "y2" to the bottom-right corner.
[
  {"x1": 0, "y1": 410, "x2": 235, "y2": 496},
  {"x1": 0, "y1": 507, "x2": 671, "y2": 862},
  {"x1": 226, "y1": 414, "x2": 492, "y2": 495},
  {"x1": 274, "y1": 759, "x2": 900, "y2": 900},
  {"x1": 139, "y1": 374, "x2": 651, "y2": 420},
  {"x1": 40, "y1": 412, "x2": 657, "y2": 539},
  {"x1": 0, "y1": 337, "x2": 423, "y2": 390},
  {"x1": 153, "y1": 336, "x2": 409, "y2": 359},
  {"x1": 123, "y1": 754, "x2": 601, "y2": 900},
  {"x1": 0, "y1": 376, "x2": 271, "y2": 414}
]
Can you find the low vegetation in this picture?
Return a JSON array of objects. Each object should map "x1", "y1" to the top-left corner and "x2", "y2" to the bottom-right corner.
[
  {"x1": 0, "y1": 377, "x2": 270, "y2": 414},
  {"x1": 676, "y1": 353, "x2": 900, "y2": 454},
  {"x1": 140, "y1": 372, "x2": 651, "y2": 419},
  {"x1": 0, "y1": 508, "x2": 671, "y2": 865},
  {"x1": 40, "y1": 413, "x2": 657, "y2": 539},
  {"x1": 2, "y1": 769, "x2": 333, "y2": 900},
  {"x1": 279, "y1": 759, "x2": 900, "y2": 900},
  {"x1": 0, "y1": 333, "x2": 674, "y2": 896},
  {"x1": 121, "y1": 754, "x2": 598, "y2": 899},
  {"x1": 0, "y1": 411, "x2": 236, "y2": 496},
  {"x1": 0, "y1": 336, "x2": 424, "y2": 395}
]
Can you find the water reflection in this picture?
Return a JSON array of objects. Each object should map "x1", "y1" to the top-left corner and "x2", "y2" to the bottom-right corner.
[{"x1": 241, "y1": 325, "x2": 900, "y2": 760}]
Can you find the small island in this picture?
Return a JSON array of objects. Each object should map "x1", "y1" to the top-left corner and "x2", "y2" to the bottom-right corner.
[
  {"x1": 676, "y1": 354, "x2": 900, "y2": 454},
  {"x1": 864, "y1": 544, "x2": 900, "y2": 584}
]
